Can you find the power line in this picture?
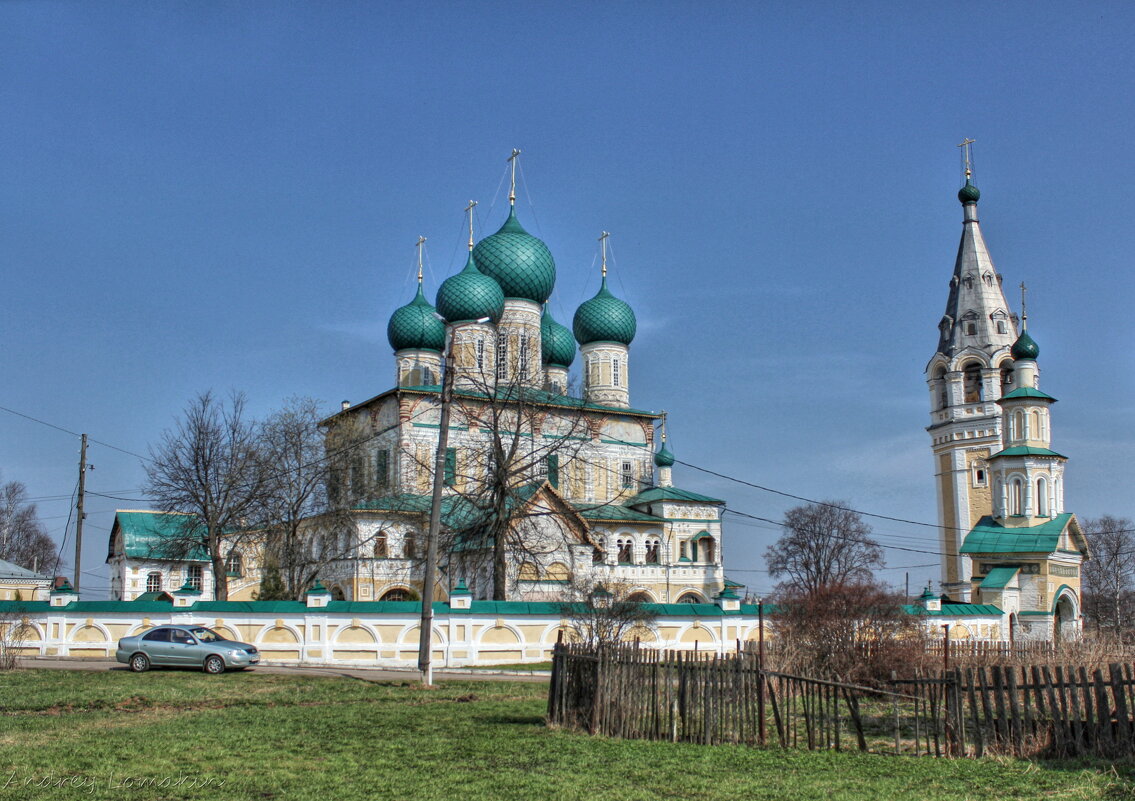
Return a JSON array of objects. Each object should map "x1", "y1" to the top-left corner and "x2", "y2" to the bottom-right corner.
[{"x1": 0, "y1": 403, "x2": 149, "y2": 461}]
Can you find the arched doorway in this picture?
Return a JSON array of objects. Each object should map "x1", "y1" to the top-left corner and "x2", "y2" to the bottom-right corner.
[{"x1": 1054, "y1": 593, "x2": 1078, "y2": 643}]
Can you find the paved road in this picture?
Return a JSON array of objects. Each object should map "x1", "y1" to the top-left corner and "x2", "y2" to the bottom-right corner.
[{"x1": 18, "y1": 657, "x2": 550, "y2": 683}]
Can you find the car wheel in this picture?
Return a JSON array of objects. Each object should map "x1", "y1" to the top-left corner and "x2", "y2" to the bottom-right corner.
[
  {"x1": 203, "y1": 655, "x2": 226, "y2": 674},
  {"x1": 129, "y1": 653, "x2": 150, "y2": 673}
]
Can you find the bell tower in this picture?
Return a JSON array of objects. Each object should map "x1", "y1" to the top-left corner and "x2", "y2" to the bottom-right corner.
[{"x1": 926, "y1": 141, "x2": 1019, "y2": 601}]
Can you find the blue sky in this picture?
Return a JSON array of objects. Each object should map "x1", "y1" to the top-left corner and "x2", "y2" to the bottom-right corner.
[{"x1": 3, "y1": 1, "x2": 1134, "y2": 598}]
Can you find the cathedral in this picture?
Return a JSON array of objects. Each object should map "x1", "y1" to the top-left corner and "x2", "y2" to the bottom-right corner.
[
  {"x1": 925, "y1": 153, "x2": 1088, "y2": 641},
  {"x1": 308, "y1": 159, "x2": 727, "y2": 604}
]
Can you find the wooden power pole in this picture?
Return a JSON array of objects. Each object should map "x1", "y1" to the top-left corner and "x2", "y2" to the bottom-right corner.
[{"x1": 74, "y1": 433, "x2": 88, "y2": 592}]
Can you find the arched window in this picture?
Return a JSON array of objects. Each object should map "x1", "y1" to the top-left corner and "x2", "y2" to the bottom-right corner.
[
  {"x1": 612, "y1": 358, "x2": 621, "y2": 387},
  {"x1": 627, "y1": 591, "x2": 652, "y2": 603},
  {"x1": 1000, "y1": 362, "x2": 1015, "y2": 392},
  {"x1": 962, "y1": 362, "x2": 983, "y2": 403},
  {"x1": 187, "y1": 565, "x2": 203, "y2": 591},
  {"x1": 374, "y1": 531, "x2": 388, "y2": 559},
  {"x1": 225, "y1": 550, "x2": 242, "y2": 577},
  {"x1": 146, "y1": 572, "x2": 162, "y2": 593},
  {"x1": 475, "y1": 338, "x2": 485, "y2": 371},
  {"x1": 380, "y1": 587, "x2": 416, "y2": 602},
  {"x1": 496, "y1": 338, "x2": 508, "y2": 380},
  {"x1": 1040, "y1": 409, "x2": 1049, "y2": 440},
  {"x1": 932, "y1": 365, "x2": 948, "y2": 410},
  {"x1": 701, "y1": 538, "x2": 716, "y2": 563},
  {"x1": 1029, "y1": 410, "x2": 1040, "y2": 440},
  {"x1": 518, "y1": 562, "x2": 540, "y2": 581},
  {"x1": 617, "y1": 539, "x2": 633, "y2": 564},
  {"x1": 422, "y1": 366, "x2": 435, "y2": 385},
  {"x1": 1009, "y1": 478, "x2": 1024, "y2": 516},
  {"x1": 1036, "y1": 477, "x2": 1049, "y2": 517},
  {"x1": 1012, "y1": 410, "x2": 1025, "y2": 441},
  {"x1": 592, "y1": 546, "x2": 605, "y2": 564},
  {"x1": 644, "y1": 539, "x2": 660, "y2": 564},
  {"x1": 403, "y1": 534, "x2": 416, "y2": 560},
  {"x1": 330, "y1": 585, "x2": 346, "y2": 601},
  {"x1": 676, "y1": 592, "x2": 704, "y2": 604}
]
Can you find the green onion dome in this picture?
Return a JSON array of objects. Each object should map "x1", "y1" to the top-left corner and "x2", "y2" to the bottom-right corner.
[
  {"x1": 472, "y1": 207, "x2": 556, "y2": 303},
  {"x1": 435, "y1": 252, "x2": 505, "y2": 324},
  {"x1": 958, "y1": 179, "x2": 981, "y2": 204},
  {"x1": 541, "y1": 306, "x2": 576, "y2": 368},
  {"x1": 654, "y1": 441, "x2": 675, "y2": 468},
  {"x1": 573, "y1": 277, "x2": 637, "y2": 345},
  {"x1": 1011, "y1": 330, "x2": 1039, "y2": 360},
  {"x1": 387, "y1": 282, "x2": 446, "y2": 352}
]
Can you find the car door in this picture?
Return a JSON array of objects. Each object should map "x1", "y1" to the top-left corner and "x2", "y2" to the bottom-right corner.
[
  {"x1": 167, "y1": 628, "x2": 199, "y2": 665},
  {"x1": 140, "y1": 628, "x2": 174, "y2": 665}
]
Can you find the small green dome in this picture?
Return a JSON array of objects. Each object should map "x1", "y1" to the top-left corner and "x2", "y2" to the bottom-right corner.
[
  {"x1": 472, "y1": 207, "x2": 556, "y2": 303},
  {"x1": 654, "y1": 441, "x2": 675, "y2": 468},
  {"x1": 573, "y1": 277, "x2": 636, "y2": 345},
  {"x1": 541, "y1": 306, "x2": 576, "y2": 368},
  {"x1": 1011, "y1": 330, "x2": 1039, "y2": 360},
  {"x1": 436, "y1": 253, "x2": 505, "y2": 324},
  {"x1": 958, "y1": 179, "x2": 981, "y2": 204},
  {"x1": 387, "y1": 282, "x2": 446, "y2": 352}
]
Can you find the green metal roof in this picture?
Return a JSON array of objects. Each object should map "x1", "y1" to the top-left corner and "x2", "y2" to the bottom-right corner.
[
  {"x1": 960, "y1": 513, "x2": 1074, "y2": 555},
  {"x1": 626, "y1": 486, "x2": 725, "y2": 506},
  {"x1": 0, "y1": 558, "x2": 46, "y2": 580},
  {"x1": 132, "y1": 591, "x2": 173, "y2": 603},
  {"x1": 978, "y1": 566, "x2": 1020, "y2": 590},
  {"x1": 903, "y1": 603, "x2": 1004, "y2": 617},
  {"x1": 573, "y1": 276, "x2": 636, "y2": 346},
  {"x1": 322, "y1": 385, "x2": 660, "y2": 426},
  {"x1": 575, "y1": 503, "x2": 662, "y2": 523},
  {"x1": 109, "y1": 511, "x2": 210, "y2": 562},
  {"x1": 472, "y1": 207, "x2": 555, "y2": 303},
  {"x1": 991, "y1": 446, "x2": 1066, "y2": 459},
  {"x1": 999, "y1": 387, "x2": 1057, "y2": 402}
]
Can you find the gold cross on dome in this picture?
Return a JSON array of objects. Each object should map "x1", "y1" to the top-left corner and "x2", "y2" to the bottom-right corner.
[
  {"x1": 598, "y1": 231, "x2": 610, "y2": 277},
  {"x1": 415, "y1": 235, "x2": 426, "y2": 282},
  {"x1": 464, "y1": 200, "x2": 478, "y2": 250},
  {"x1": 958, "y1": 138, "x2": 976, "y2": 180},
  {"x1": 507, "y1": 148, "x2": 521, "y2": 204}
]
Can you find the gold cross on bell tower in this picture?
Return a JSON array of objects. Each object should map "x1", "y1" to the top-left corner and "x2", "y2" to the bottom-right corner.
[
  {"x1": 1019, "y1": 281, "x2": 1028, "y2": 330},
  {"x1": 958, "y1": 137, "x2": 976, "y2": 181}
]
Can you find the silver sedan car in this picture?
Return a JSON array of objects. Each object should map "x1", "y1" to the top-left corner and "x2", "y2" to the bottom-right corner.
[{"x1": 115, "y1": 625, "x2": 260, "y2": 674}]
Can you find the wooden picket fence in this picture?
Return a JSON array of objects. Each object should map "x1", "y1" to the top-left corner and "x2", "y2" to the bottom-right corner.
[
  {"x1": 898, "y1": 663, "x2": 1135, "y2": 758},
  {"x1": 547, "y1": 642, "x2": 1135, "y2": 759},
  {"x1": 547, "y1": 642, "x2": 919, "y2": 754}
]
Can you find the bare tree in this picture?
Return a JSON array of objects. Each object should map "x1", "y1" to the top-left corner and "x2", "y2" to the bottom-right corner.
[
  {"x1": 430, "y1": 364, "x2": 609, "y2": 601},
  {"x1": 256, "y1": 397, "x2": 373, "y2": 600},
  {"x1": 560, "y1": 578, "x2": 656, "y2": 647},
  {"x1": 144, "y1": 391, "x2": 268, "y2": 601},
  {"x1": 1081, "y1": 515, "x2": 1135, "y2": 635},
  {"x1": 765, "y1": 501, "x2": 884, "y2": 596},
  {"x1": 772, "y1": 581, "x2": 929, "y2": 683},
  {"x1": 0, "y1": 607, "x2": 32, "y2": 670},
  {"x1": 0, "y1": 474, "x2": 57, "y2": 575}
]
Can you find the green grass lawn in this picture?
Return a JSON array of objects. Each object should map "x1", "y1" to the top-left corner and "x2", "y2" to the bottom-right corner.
[{"x1": 0, "y1": 668, "x2": 1132, "y2": 801}]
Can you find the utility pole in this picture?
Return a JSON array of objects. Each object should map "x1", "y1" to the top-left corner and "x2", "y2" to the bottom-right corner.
[{"x1": 74, "y1": 434, "x2": 88, "y2": 593}]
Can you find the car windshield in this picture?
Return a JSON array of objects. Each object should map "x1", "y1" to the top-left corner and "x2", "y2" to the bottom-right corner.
[{"x1": 188, "y1": 627, "x2": 223, "y2": 643}]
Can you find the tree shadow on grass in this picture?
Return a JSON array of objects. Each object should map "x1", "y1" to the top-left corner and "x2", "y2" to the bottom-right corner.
[{"x1": 476, "y1": 714, "x2": 546, "y2": 727}]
